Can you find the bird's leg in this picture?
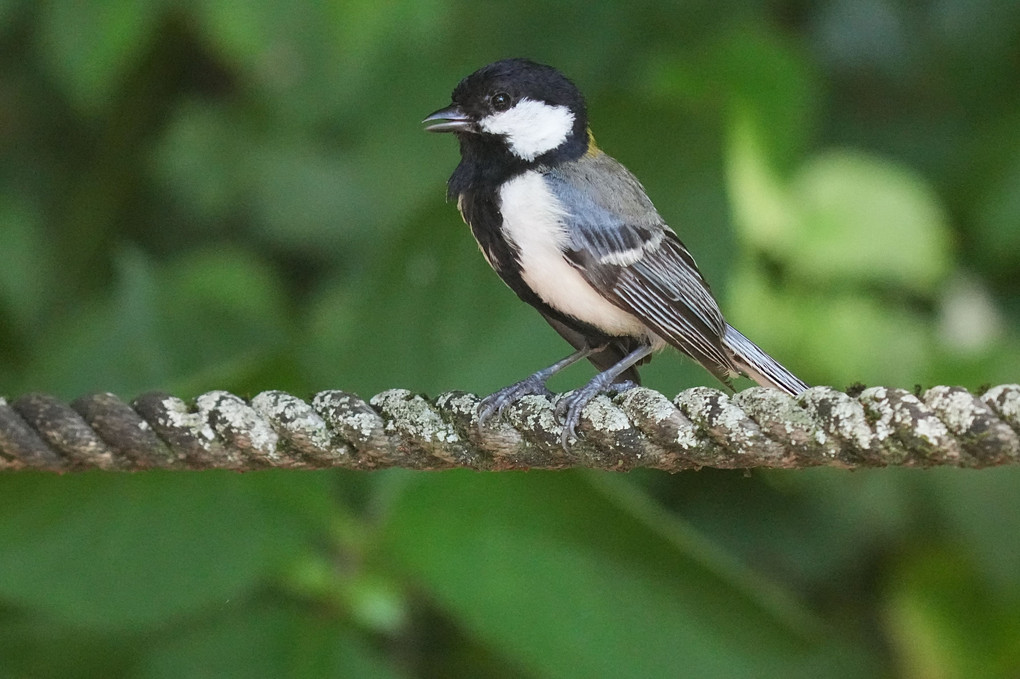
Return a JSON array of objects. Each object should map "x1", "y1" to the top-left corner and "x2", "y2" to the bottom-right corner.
[
  {"x1": 555, "y1": 345, "x2": 654, "y2": 449},
  {"x1": 478, "y1": 346, "x2": 596, "y2": 428}
]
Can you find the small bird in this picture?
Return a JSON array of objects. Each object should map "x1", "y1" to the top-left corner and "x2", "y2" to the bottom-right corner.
[{"x1": 424, "y1": 58, "x2": 807, "y2": 446}]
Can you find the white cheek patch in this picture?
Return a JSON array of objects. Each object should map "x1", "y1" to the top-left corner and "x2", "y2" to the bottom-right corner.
[{"x1": 479, "y1": 98, "x2": 575, "y2": 161}]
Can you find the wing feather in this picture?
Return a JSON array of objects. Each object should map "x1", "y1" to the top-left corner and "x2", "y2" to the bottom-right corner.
[{"x1": 545, "y1": 154, "x2": 737, "y2": 381}]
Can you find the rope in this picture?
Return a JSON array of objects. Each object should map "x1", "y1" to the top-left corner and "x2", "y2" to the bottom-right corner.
[{"x1": 0, "y1": 385, "x2": 1017, "y2": 472}]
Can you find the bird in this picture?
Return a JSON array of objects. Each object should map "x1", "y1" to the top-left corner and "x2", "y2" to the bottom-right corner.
[{"x1": 423, "y1": 58, "x2": 807, "y2": 447}]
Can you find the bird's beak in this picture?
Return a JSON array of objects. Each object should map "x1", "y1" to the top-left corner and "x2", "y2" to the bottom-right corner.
[{"x1": 422, "y1": 105, "x2": 476, "y2": 133}]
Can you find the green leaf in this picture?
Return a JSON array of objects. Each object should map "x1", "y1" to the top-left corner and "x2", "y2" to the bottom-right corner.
[
  {"x1": 726, "y1": 261, "x2": 933, "y2": 387},
  {"x1": 378, "y1": 471, "x2": 877, "y2": 679},
  {"x1": 973, "y1": 156, "x2": 1020, "y2": 277},
  {"x1": 883, "y1": 547, "x2": 1020, "y2": 679},
  {"x1": 0, "y1": 614, "x2": 134, "y2": 679},
  {"x1": 727, "y1": 113, "x2": 953, "y2": 294},
  {"x1": 924, "y1": 468, "x2": 1020, "y2": 598},
  {"x1": 24, "y1": 247, "x2": 289, "y2": 399},
  {"x1": 0, "y1": 471, "x2": 333, "y2": 631},
  {"x1": 0, "y1": 196, "x2": 50, "y2": 332},
  {"x1": 139, "y1": 601, "x2": 406, "y2": 679},
  {"x1": 39, "y1": 0, "x2": 163, "y2": 112},
  {"x1": 149, "y1": 102, "x2": 248, "y2": 224},
  {"x1": 789, "y1": 151, "x2": 953, "y2": 292},
  {"x1": 645, "y1": 25, "x2": 818, "y2": 172},
  {"x1": 23, "y1": 248, "x2": 169, "y2": 399}
]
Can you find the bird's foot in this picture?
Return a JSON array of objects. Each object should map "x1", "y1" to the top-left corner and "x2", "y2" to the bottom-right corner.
[
  {"x1": 554, "y1": 377, "x2": 638, "y2": 449},
  {"x1": 477, "y1": 375, "x2": 555, "y2": 429},
  {"x1": 607, "y1": 379, "x2": 639, "y2": 395}
]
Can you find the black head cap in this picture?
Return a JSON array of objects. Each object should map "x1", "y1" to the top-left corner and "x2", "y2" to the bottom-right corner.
[
  {"x1": 425, "y1": 59, "x2": 591, "y2": 168},
  {"x1": 451, "y1": 58, "x2": 587, "y2": 126}
]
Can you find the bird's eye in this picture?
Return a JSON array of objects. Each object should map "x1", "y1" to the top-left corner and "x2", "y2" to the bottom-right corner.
[{"x1": 491, "y1": 92, "x2": 512, "y2": 111}]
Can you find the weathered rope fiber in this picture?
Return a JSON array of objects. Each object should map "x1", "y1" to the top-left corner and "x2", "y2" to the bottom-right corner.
[{"x1": 0, "y1": 385, "x2": 1017, "y2": 472}]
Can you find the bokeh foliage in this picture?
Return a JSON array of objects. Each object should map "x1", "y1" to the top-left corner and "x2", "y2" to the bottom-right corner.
[{"x1": 1, "y1": 1, "x2": 1019, "y2": 676}]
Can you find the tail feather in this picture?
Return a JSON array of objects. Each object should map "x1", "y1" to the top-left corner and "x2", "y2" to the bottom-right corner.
[{"x1": 723, "y1": 325, "x2": 807, "y2": 396}]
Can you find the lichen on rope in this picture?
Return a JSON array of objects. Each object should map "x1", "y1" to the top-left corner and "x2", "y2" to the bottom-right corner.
[{"x1": 0, "y1": 385, "x2": 1018, "y2": 472}]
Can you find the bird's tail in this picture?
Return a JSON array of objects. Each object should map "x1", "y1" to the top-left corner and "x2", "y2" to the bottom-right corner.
[{"x1": 723, "y1": 325, "x2": 808, "y2": 397}]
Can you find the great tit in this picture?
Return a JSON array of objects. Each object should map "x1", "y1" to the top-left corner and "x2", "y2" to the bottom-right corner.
[{"x1": 424, "y1": 58, "x2": 807, "y2": 446}]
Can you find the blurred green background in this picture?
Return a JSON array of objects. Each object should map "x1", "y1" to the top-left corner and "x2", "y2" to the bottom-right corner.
[{"x1": 1, "y1": 1, "x2": 1019, "y2": 677}]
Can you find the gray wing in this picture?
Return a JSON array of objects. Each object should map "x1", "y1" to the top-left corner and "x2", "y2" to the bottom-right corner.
[{"x1": 545, "y1": 153, "x2": 738, "y2": 383}]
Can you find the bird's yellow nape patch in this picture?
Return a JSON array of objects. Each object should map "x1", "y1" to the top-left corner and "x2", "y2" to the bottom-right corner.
[{"x1": 585, "y1": 128, "x2": 601, "y2": 157}]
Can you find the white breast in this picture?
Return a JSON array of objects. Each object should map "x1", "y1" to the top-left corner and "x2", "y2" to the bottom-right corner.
[{"x1": 498, "y1": 171, "x2": 652, "y2": 339}]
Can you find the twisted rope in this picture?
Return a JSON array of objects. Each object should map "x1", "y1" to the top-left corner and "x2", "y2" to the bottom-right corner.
[{"x1": 0, "y1": 385, "x2": 1017, "y2": 472}]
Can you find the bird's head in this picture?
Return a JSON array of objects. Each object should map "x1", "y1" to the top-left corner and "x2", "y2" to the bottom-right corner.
[{"x1": 424, "y1": 59, "x2": 590, "y2": 165}]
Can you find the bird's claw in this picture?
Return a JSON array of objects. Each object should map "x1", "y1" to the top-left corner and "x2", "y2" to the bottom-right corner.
[
  {"x1": 608, "y1": 379, "x2": 639, "y2": 395},
  {"x1": 555, "y1": 379, "x2": 638, "y2": 449},
  {"x1": 554, "y1": 393, "x2": 584, "y2": 449},
  {"x1": 479, "y1": 372, "x2": 639, "y2": 450},
  {"x1": 477, "y1": 375, "x2": 554, "y2": 429}
]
